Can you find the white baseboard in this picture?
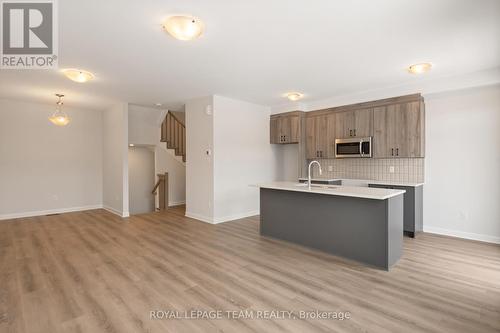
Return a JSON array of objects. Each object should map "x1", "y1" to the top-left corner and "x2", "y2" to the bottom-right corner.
[
  {"x1": 423, "y1": 226, "x2": 500, "y2": 244},
  {"x1": 185, "y1": 210, "x2": 259, "y2": 224},
  {"x1": 103, "y1": 206, "x2": 129, "y2": 218},
  {"x1": 169, "y1": 200, "x2": 186, "y2": 207},
  {"x1": 0, "y1": 205, "x2": 103, "y2": 221},
  {"x1": 185, "y1": 211, "x2": 214, "y2": 224},
  {"x1": 213, "y1": 210, "x2": 260, "y2": 224}
]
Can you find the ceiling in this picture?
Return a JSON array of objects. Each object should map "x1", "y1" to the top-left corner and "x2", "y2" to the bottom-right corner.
[{"x1": 0, "y1": 0, "x2": 499, "y2": 111}]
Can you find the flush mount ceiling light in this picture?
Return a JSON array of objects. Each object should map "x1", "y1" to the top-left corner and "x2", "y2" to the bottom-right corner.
[
  {"x1": 62, "y1": 68, "x2": 95, "y2": 83},
  {"x1": 286, "y1": 92, "x2": 304, "y2": 101},
  {"x1": 408, "y1": 63, "x2": 432, "y2": 74},
  {"x1": 162, "y1": 15, "x2": 204, "y2": 41},
  {"x1": 49, "y1": 94, "x2": 70, "y2": 126}
]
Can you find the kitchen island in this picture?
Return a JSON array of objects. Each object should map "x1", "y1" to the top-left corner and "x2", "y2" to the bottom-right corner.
[{"x1": 257, "y1": 182, "x2": 406, "y2": 270}]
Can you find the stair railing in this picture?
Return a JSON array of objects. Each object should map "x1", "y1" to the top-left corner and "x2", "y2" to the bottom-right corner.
[{"x1": 152, "y1": 173, "x2": 168, "y2": 211}]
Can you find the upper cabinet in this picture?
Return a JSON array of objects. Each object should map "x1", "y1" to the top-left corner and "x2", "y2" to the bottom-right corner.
[
  {"x1": 335, "y1": 109, "x2": 373, "y2": 138},
  {"x1": 305, "y1": 114, "x2": 335, "y2": 159},
  {"x1": 270, "y1": 112, "x2": 303, "y2": 144},
  {"x1": 373, "y1": 100, "x2": 425, "y2": 158},
  {"x1": 269, "y1": 94, "x2": 425, "y2": 159}
]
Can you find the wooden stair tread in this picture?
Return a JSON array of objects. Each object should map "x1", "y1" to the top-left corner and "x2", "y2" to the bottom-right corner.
[{"x1": 161, "y1": 111, "x2": 186, "y2": 163}]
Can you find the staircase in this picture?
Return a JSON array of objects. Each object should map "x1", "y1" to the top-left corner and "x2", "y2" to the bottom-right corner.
[{"x1": 161, "y1": 111, "x2": 186, "y2": 162}]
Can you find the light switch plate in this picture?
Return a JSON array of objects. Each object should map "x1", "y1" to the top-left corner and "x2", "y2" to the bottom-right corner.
[
  {"x1": 328, "y1": 166, "x2": 333, "y2": 172},
  {"x1": 389, "y1": 166, "x2": 395, "y2": 173}
]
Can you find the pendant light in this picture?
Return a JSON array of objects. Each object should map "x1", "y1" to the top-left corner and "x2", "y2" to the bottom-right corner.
[{"x1": 49, "y1": 94, "x2": 70, "y2": 126}]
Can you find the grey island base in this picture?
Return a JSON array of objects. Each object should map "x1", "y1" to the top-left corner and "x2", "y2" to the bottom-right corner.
[{"x1": 259, "y1": 184, "x2": 405, "y2": 270}]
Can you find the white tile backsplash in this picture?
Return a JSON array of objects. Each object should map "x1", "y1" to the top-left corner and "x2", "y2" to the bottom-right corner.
[{"x1": 308, "y1": 158, "x2": 424, "y2": 183}]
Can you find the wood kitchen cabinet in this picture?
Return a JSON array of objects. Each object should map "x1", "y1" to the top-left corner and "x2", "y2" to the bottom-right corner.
[
  {"x1": 306, "y1": 114, "x2": 335, "y2": 159},
  {"x1": 271, "y1": 94, "x2": 425, "y2": 160},
  {"x1": 335, "y1": 108, "x2": 373, "y2": 138},
  {"x1": 373, "y1": 101, "x2": 425, "y2": 158},
  {"x1": 270, "y1": 112, "x2": 302, "y2": 144}
]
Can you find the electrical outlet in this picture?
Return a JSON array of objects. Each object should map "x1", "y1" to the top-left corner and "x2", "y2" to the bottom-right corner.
[
  {"x1": 328, "y1": 166, "x2": 333, "y2": 172},
  {"x1": 389, "y1": 166, "x2": 395, "y2": 173}
]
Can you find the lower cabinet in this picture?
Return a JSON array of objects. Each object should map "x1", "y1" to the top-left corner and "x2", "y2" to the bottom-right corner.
[{"x1": 369, "y1": 184, "x2": 423, "y2": 238}]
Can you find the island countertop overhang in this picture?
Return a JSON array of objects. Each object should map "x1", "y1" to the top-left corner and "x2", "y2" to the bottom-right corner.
[{"x1": 254, "y1": 181, "x2": 405, "y2": 200}]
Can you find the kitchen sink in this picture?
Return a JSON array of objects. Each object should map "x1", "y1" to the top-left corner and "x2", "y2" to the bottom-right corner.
[{"x1": 294, "y1": 183, "x2": 340, "y2": 189}]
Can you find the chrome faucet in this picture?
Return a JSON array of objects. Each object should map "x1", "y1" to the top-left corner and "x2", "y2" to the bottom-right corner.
[{"x1": 307, "y1": 160, "x2": 322, "y2": 190}]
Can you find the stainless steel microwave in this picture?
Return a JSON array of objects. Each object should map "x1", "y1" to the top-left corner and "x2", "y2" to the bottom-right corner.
[{"x1": 335, "y1": 137, "x2": 372, "y2": 158}]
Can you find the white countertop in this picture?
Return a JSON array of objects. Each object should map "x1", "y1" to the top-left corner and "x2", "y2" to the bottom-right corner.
[
  {"x1": 298, "y1": 177, "x2": 424, "y2": 187},
  {"x1": 255, "y1": 181, "x2": 406, "y2": 200}
]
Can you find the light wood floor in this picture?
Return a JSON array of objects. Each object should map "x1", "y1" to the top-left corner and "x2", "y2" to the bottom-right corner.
[{"x1": 1, "y1": 206, "x2": 499, "y2": 333}]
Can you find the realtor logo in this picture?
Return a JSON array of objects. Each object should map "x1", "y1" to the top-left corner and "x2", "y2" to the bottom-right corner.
[{"x1": 1, "y1": 0, "x2": 58, "y2": 69}]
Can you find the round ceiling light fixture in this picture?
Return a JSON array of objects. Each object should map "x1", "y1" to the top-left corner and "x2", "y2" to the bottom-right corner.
[
  {"x1": 49, "y1": 94, "x2": 70, "y2": 126},
  {"x1": 408, "y1": 63, "x2": 432, "y2": 74},
  {"x1": 62, "y1": 68, "x2": 95, "y2": 83},
  {"x1": 163, "y1": 15, "x2": 204, "y2": 41},
  {"x1": 286, "y1": 92, "x2": 304, "y2": 101}
]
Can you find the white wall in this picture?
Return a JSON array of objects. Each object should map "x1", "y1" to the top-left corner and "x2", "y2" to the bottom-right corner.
[
  {"x1": 276, "y1": 144, "x2": 300, "y2": 181},
  {"x1": 185, "y1": 96, "x2": 214, "y2": 222},
  {"x1": 212, "y1": 96, "x2": 278, "y2": 222},
  {"x1": 102, "y1": 103, "x2": 129, "y2": 217},
  {"x1": 0, "y1": 99, "x2": 103, "y2": 219},
  {"x1": 185, "y1": 95, "x2": 279, "y2": 223},
  {"x1": 423, "y1": 85, "x2": 500, "y2": 243},
  {"x1": 128, "y1": 104, "x2": 161, "y2": 146},
  {"x1": 128, "y1": 104, "x2": 186, "y2": 207},
  {"x1": 128, "y1": 147, "x2": 155, "y2": 214}
]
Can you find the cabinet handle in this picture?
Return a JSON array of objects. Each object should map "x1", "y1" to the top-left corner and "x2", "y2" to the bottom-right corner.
[
  {"x1": 391, "y1": 148, "x2": 394, "y2": 156},
  {"x1": 353, "y1": 129, "x2": 356, "y2": 137},
  {"x1": 349, "y1": 129, "x2": 353, "y2": 137},
  {"x1": 320, "y1": 151, "x2": 323, "y2": 158},
  {"x1": 396, "y1": 148, "x2": 399, "y2": 156}
]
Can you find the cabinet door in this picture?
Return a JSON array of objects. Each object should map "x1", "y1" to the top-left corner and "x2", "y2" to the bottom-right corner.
[
  {"x1": 373, "y1": 105, "x2": 398, "y2": 158},
  {"x1": 398, "y1": 101, "x2": 424, "y2": 157},
  {"x1": 315, "y1": 115, "x2": 329, "y2": 158},
  {"x1": 353, "y1": 109, "x2": 373, "y2": 137},
  {"x1": 288, "y1": 115, "x2": 300, "y2": 143},
  {"x1": 279, "y1": 116, "x2": 291, "y2": 143},
  {"x1": 374, "y1": 102, "x2": 424, "y2": 158},
  {"x1": 305, "y1": 116, "x2": 317, "y2": 158},
  {"x1": 270, "y1": 117, "x2": 281, "y2": 144},
  {"x1": 326, "y1": 113, "x2": 336, "y2": 158},
  {"x1": 335, "y1": 111, "x2": 354, "y2": 138}
]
